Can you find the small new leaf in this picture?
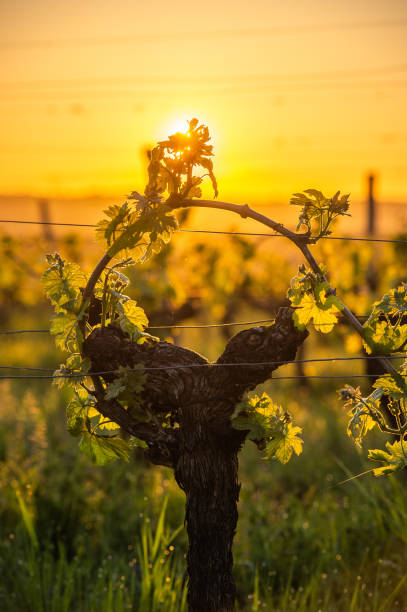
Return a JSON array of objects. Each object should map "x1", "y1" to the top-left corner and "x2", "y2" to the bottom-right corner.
[{"x1": 290, "y1": 189, "x2": 350, "y2": 239}]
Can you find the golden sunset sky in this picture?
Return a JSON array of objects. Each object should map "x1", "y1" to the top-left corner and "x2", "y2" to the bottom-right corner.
[{"x1": 1, "y1": 0, "x2": 407, "y2": 205}]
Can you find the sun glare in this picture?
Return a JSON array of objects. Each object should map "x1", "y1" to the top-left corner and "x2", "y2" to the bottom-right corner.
[{"x1": 164, "y1": 117, "x2": 190, "y2": 136}]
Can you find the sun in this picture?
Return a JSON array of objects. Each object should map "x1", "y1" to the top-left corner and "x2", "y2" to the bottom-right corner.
[{"x1": 164, "y1": 117, "x2": 190, "y2": 136}]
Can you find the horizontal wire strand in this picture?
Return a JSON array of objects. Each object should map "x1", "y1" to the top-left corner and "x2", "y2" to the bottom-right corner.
[
  {"x1": 1, "y1": 218, "x2": 407, "y2": 244},
  {"x1": 0, "y1": 353, "x2": 405, "y2": 372},
  {"x1": 0, "y1": 219, "x2": 403, "y2": 377},
  {"x1": 0, "y1": 329, "x2": 50, "y2": 334},
  {"x1": 0, "y1": 315, "x2": 372, "y2": 335},
  {"x1": 0, "y1": 372, "x2": 396, "y2": 381}
]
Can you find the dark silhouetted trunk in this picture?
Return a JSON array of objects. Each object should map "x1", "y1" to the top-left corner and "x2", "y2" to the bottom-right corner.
[
  {"x1": 83, "y1": 307, "x2": 308, "y2": 611},
  {"x1": 175, "y1": 438, "x2": 240, "y2": 611}
]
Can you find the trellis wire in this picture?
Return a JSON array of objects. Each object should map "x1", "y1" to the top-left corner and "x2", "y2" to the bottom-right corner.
[
  {"x1": 0, "y1": 313, "x2": 372, "y2": 335},
  {"x1": 0, "y1": 217, "x2": 404, "y2": 378},
  {"x1": 0, "y1": 353, "x2": 405, "y2": 373},
  {"x1": 0, "y1": 373, "x2": 397, "y2": 381},
  {"x1": 1, "y1": 218, "x2": 407, "y2": 244}
]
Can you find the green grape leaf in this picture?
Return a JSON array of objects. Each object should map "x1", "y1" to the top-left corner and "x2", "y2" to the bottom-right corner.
[
  {"x1": 232, "y1": 413, "x2": 268, "y2": 441},
  {"x1": 117, "y1": 299, "x2": 149, "y2": 339},
  {"x1": 79, "y1": 433, "x2": 131, "y2": 465},
  {"x1": 96, "y1": 203, "x2": 132, "y2": 246},
  {"x1": 288, "y1": 268, "x2": 342, "y2": 333},
  {"x1": 53, "y1": 354, "x2": 91, "y2": 390},
  {"x1": 66, "y1": 393, "x2": 93, "y2": 437},
  {"x1": 368, "y1": 440, "x2": 407, "y2": 476},
  {"x1": 96, "y1": 420, "x2": 121, "y2": 431},
  {"x1": 50, "y1": 311, "x2": 83, "y2": 352},
  {"x1": 371, "y1": 284, "x2": 407, "y2": 317},
  {"x1": 373, "y1": 374, "x2": 407, "y2": 400},
  {"x1": 105, "y1": 379, "x2": 126, "y2": 400},
  {"x1": 347, "y1": 410, "x2": 377, "y2": 446},
  {"x1": 104, "y1": 366, "x2": 146, "y2": 423},
  {"x1": 116, "y1": 366, "x2": 145, "y2": 397},
  {"x1": 342, "y1": 387, "x2": 382, "y2": 445},
  {"x1": 42, "y1": 255, "x2": 86, "y2": 311},
  {"x1": 67, "y1": 399, "x2": 86, "y2": 437},
  {"x1": 232, "y1": 393, "x2": 284, "y2": 441},
  {"x1": 363, "y1": 285, "x2": 407, "y2": 354},
  {"x1": 292, "y1": 291, "x2": 341, "y2": 333},
  {"x1": 290, "y1": 189, "x2": 350, "y2": 236},
  {"x1": 129, "y1": 436, "x2": 148, "y2": 449},
  {"x1": 266, "y1": 424, "x2": 303, "y2": 464},
  {"x1": 363, "y1": 321, "x2": 407, "y2": 354},
  {"x1": 232, "y1": 393, "x2": 303, "y2": 464}
]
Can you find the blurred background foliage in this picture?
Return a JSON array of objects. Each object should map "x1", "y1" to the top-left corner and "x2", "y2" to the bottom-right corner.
[{"x1": 1, "y1": 221, "x2": 407, "y2": 611}]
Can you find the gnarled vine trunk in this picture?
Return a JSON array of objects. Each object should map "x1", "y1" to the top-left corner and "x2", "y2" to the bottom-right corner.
[
  {"x1": 83, "y1": 307, "x2": 307, "y2": 610},
  {"x1": 175, "y1": 435, "x2": 241, "y2": 611}
]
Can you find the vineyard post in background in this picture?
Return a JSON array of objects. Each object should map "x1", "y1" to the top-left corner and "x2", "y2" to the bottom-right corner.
[{"x1": 367, "y1": 173, "x2": 376, "y2": 236}]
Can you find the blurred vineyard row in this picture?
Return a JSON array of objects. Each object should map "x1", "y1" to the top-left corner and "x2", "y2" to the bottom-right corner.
[{"x1": 2, "y1": 215, "x2": 407, "y2": 611}]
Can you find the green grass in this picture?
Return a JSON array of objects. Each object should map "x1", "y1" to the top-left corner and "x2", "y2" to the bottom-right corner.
[
  {"x1": 3, "y1": 470, "x2": 407, "y2": 611},
  {"x1": 0, "y1": 496, "x2": 187, "y2": 612}
]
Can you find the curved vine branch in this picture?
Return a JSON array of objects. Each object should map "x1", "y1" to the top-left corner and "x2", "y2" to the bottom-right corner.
[
  {"x1": 168, "y1": 198, "x2": 399, "y2": 377},
  {"x1": 77, "y1": 195, "x2": 398, "y2": 381}
]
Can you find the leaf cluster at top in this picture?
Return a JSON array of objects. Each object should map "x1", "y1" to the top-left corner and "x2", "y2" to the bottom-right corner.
[{"x1": 153, "y1": 117, "x2": 218, "y2": 201}]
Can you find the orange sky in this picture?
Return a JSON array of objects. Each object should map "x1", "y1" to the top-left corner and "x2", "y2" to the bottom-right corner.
[{"x1": 1, "y1": 0, "x2": 407, "y2": 205}]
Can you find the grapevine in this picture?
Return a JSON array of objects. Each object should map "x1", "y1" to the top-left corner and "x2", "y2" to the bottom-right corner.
[{"x1": 42, "y1": 118, "x2": 406, "y2": 610}]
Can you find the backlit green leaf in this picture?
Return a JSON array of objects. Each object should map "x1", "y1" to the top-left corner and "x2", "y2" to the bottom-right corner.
[
  {"x1": 267, "y1": 424, "x2": 303, "y2": 464},
  {"x1": 373, "y1": 374, "x2": 407, "y2": 400},
  {"x1": 42, "y1": 255, "x2": 86, "y2": 311},
  {"x1": 117, "y1": 299, "x2": 149, "y2": 339},
  {"x1": 368, "y1": 440, "x2": 407, "y2": 476},
  {"x1": 50, "y1": 311, "x2": 82, "y2": 352},
  {"x1": 232, "y1": 392, "x2": 303, "y2": 464},
  {"x1": 79, "y1": 433, "x2": 131, "y2": 465}
]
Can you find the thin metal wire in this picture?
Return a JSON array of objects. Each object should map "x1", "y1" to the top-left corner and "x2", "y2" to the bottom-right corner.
[
  {"x1": 1, "y1": 218, "x2": 406, "y2": 244},
  {"x1": 179, "y1": 229, "x2": 407, "y2": 244},
  {"x1": 148, "y1": 319, "x2": 277, "y2": 329},
  {"x1": 0, "y1": 353, "x2": 405, "y2": 373},
  {"x1": 0, "y1": 329, "x2": 50, "y2": 334},
  {"x1": 0, "y1": 373, "x2": 396, "y2": 381},
  {"x1": 0, "y1": 315, "x2": 372, "y2": 335},
  {"x1": 0, "y1": 219, "x2": 95, "y2": 227}
]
